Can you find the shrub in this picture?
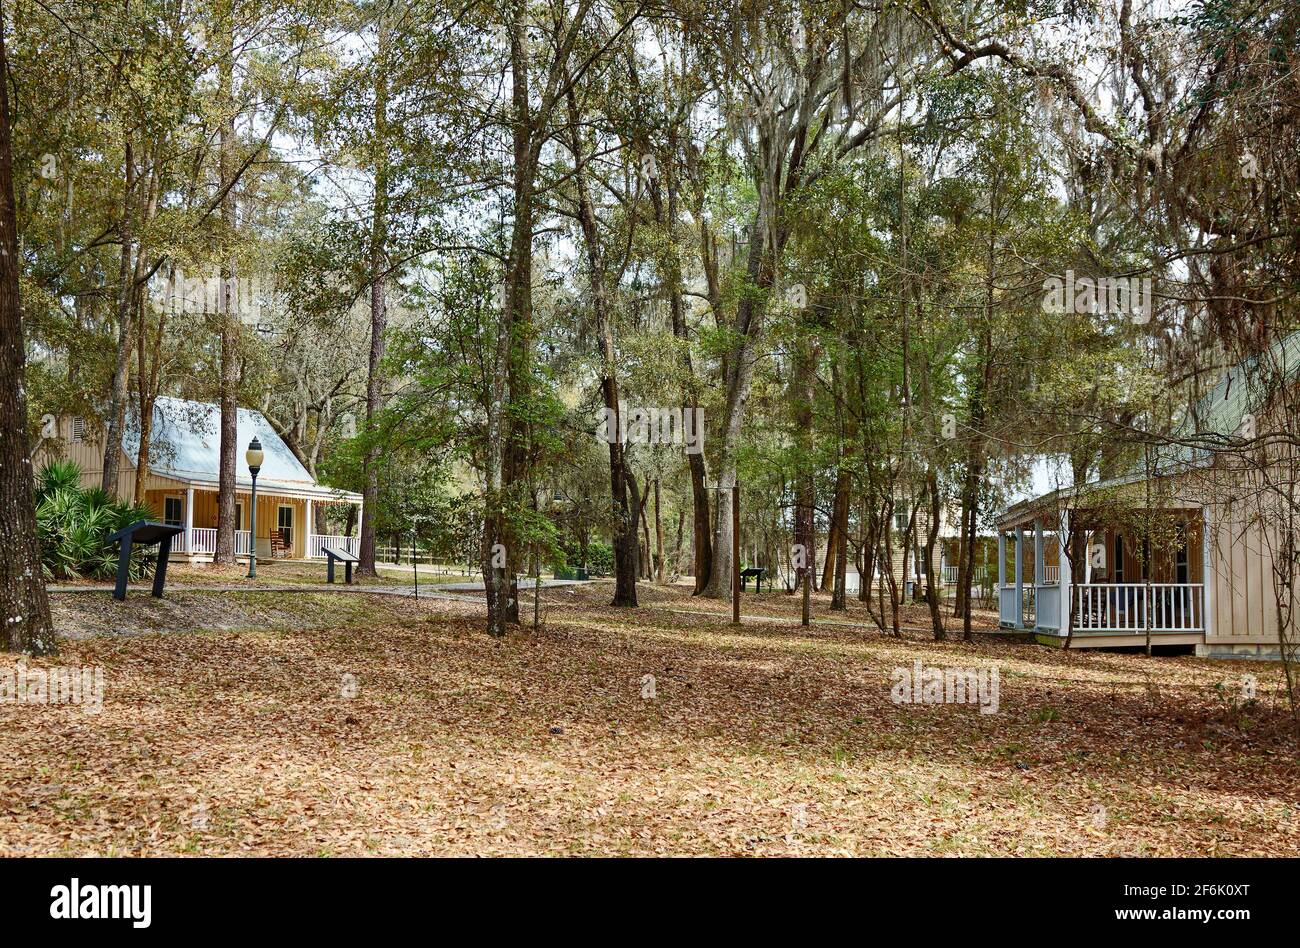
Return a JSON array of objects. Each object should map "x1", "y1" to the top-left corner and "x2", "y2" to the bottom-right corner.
[
  {"x1": 553, "y1": 538, "x2": 615, "y2": 577},
  {"x1": 35, "y1": 460, "x2": 156, "y2": 581}
]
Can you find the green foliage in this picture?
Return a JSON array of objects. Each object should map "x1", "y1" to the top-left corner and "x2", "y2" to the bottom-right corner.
[
  {"x1": 34, "y1": 461, "x2": 155, "y2": 581},
  {"x1": 555, "y1": 538, "x2": 614, "y2": 577}
]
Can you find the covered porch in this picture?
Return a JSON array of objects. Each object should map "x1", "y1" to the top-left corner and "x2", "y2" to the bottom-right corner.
[
  {"x1": 995, "y1": 504, "x2": 1207, "y2": 647},
  {"x1": 146, "y1": 480, "x2": 362, "y2": 562}
]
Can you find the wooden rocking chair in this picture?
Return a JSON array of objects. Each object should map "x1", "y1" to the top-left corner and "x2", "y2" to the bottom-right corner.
[{"x1": 270, "y1": 530, "x2": 291, "y2": 558}]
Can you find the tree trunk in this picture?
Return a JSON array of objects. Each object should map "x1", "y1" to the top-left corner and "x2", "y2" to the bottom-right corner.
[
  {"x1": 565, "y1": 82, "x2": 635, "y2": 605},
  {"x1": 484, "y1": 1, "x2": 535, "y2": 635},
  {"x1": 133, "y1": 268, "x2": 167, "y2": 506},
  {"x1": 792, "y1": 335, "x2": 817, "y2": 595},
  {"x1": 672, "y1": 507, "x2": 685, "y2": 578},
  {"x1": 357, "y1": 14, "x2": 390, "y2": 579},
  {"x1": 924, "y1": 468, "x2": 945, "y2": 640},
  {"x1": 653, "y1": 478, "x2": 665, "y2": 584},
  {"x1": 829, "y1": 470, "x2": 851, "y2": 610},
  {"x1": 638, "y1": 484, "x2": 654, "y2": 580},
  {"x1": 0, "y1": 15, "x2": 56, "y2": 654},
  {"x1": 689, "y1": 454, "x2": 711, "y2": 592},
  {"x1": 101, "y1": 138, "x2": 136, "y2": 496},
  {"x1": 626, "y1": 470, "x2": 643, "y2": 581},
  {"x1": 649, "y1": 127, "x2": 710, "y2": 594},
  {"x1": 213, "y1": 5, "x2": 239, "y2": 566},
  {"x1": 700, "y1": 216, "x2": 784, "y2": 598}
]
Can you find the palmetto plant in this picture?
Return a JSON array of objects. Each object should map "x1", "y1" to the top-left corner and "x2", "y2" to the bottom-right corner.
[{"x1": 35, "y1": 461, "x2": 156, "y2": 581}]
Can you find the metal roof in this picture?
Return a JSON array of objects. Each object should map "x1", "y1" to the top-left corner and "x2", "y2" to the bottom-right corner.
[
  {"x1": 1155, "y1": 329, "x2": 1300, "y2": 470},
  {"x1": 996, "y1": 331, "x2": 1300, "y2": 526},
  {"x1": 123, "y1": 397, "x2": 361, "y2": 502}
]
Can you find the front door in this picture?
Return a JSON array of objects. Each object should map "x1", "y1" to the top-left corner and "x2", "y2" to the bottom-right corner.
[{"x1": 277, "y1": 505, "x2": 294, "y2": 552}]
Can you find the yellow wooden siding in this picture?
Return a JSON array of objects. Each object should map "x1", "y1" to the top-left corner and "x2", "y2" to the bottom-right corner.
[
  {"x1": 147, "y1": 487, "x2": 308, "y2": 558},
  {"x1": 32, "y1": 418, "x2": 138, "y2": 496}
]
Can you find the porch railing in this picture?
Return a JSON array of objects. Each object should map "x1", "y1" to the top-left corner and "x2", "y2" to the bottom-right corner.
[
  {"x1": 1073, "y1": 583, "x2": 1204, "y2": 633},
  {"x1": 307, "y1": 534, "x2": 359, "y2": 559},
  {"x1": 1043, "y1": 565, "x2": 1060, "y2": 584},
  {"x1": 942, "y1": 566, "x2": 987, "y2": 584},
  {"x1": 177, "y1": 528, "x2": 251, "y2": 556},
  {"x1": 999, "y1": 585, "x2": 1020, "y2": 626},
  {"x1": 1035, "y1": 584, "x2": 1062, "y2": 630}
]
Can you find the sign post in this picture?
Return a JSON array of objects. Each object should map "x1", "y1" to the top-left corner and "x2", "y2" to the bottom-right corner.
[{"x1": 107, "y1": 522, "x2": 185, "y2": 601}]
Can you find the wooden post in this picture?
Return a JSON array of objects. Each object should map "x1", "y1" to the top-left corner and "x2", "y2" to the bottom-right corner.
[
  {"x1": 184, "y1": 487, "x2": 194, "y2": 554},
  {"x1": 732, "y1": 482, "x2": 740, "y2": 625}
]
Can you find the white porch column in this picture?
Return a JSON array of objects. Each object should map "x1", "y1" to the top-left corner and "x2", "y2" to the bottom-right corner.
[
  {"x1": 997, "y1": 531, "x2": 1006, "y2": 587},
  {"x1": 1059, "y1": 510, "x2": 1072, "y2": 633},
  {"x1": 1033, "y1": 519, "x2": 1044, "y2": 585},
  {"x1": 306, "y1": 498, "x2": 314, "y2": 557},
  {"x1": 1084, "y1": 528, "x2": 1093, "y2": 583},
  {"x1": 1014, "y1": 527, "x2": 1024, "y2": 628},
  {"x1": 1201, "y1": 504, "x2": 1213, "y2": 638},
  {"x1": 184, "y1": 487, "x2": 194, "y2": 553}
]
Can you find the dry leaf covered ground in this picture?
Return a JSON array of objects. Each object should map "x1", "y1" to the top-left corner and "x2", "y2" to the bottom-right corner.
[{"x1": 2, "y1": 581, "x2": 1297, "y2": 856}]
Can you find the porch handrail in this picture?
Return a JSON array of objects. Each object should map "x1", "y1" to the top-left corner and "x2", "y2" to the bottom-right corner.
[
  {"x1": 307, "y1": 533, "x2": 359, "y2": 559},
  {"x1": 942, "y1": 565, "x2": 987, "y2": 584},
  {"x1": 180, "y1": 527, "x2": 251, "y2": 556},
  {"x1": 1073, "y1": 582, "x2": 1204, "y2": 633}
]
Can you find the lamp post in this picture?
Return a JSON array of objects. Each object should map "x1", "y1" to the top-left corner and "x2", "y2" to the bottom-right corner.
[{"x1": 245, "y1": 437, "x2": 263, "y2": 579}]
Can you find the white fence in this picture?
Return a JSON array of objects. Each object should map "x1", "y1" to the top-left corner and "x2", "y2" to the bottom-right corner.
[
  {"x1": 941, "y1": 566, "x2": 988, "y2": 584},
  {"x1": 1074, "y1": 583, "x2": 1204, "y2": 633}
]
